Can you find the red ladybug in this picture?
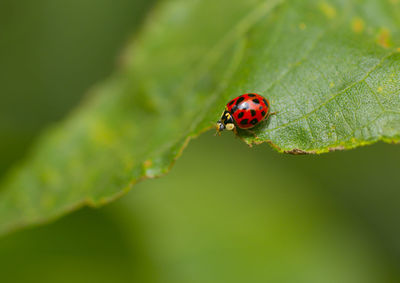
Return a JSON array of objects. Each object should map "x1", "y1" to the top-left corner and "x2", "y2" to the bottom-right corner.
[{"x1": 216, "y1": 93, "x2": 271, "y2": 134}]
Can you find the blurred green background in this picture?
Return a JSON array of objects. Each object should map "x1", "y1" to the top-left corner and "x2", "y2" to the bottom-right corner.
[{"x1": 1, "y1": 0, "x2": 400, "y2": 282}]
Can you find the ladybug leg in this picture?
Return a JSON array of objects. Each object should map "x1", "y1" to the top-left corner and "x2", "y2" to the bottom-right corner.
[
  {"x1": 244, "y1": 128, "x2": 258, "y2": 138},
  {"x1": 233, "y1": 127, "x2": 238, "y2": 136},
  {"x1": 263, "y1": 110, "x2": 278, "y2": 123},
  {"x1": 232, "y1": 128, "x2": 255, "y2": 145},
  {"x1": 233, "y1": 127, "x2": 251, "y2": 139}
]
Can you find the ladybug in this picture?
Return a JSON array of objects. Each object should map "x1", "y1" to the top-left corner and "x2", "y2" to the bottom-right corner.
[{"x1": 216, "y1": 93, "x2": 271, "y2": 134}]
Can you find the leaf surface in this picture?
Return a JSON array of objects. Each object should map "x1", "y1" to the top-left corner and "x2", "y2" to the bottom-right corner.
[{"x1": 1, "y1": 0, "x2": 400, "y2": 235}]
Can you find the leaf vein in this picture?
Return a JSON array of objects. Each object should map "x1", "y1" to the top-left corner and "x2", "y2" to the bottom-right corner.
[
  {"x1": 178, "y1": 0, "x2": 285, "y2": 95},
  {"x1": 363, "y1": 80, "x2": 386, "y2": 113},
  {"x1": 262, "y1": 29, "x2": 326, "y2": 94}
]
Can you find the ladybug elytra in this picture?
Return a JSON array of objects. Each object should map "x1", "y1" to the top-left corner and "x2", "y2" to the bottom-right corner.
[{"x1": 216, "y1": 93, "x2": 271, "y2": 134}]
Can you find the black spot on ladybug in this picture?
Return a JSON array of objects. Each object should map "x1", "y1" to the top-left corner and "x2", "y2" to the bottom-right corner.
[
  {"x1": 250, "y1": 110, "x2": 256, "y2": 116},
  {"x1": 250, "y1": 118, "x2": 258, "y2": 125},
  {"x1": 248, "y1": 94, "x2": 256, "y2": 97},
  {"x1": 236, "y1": 96, "x2": 245, "y2": 105},
  {"x1": 263, "y1": 98, "x2": 269, "y2": 106},
  {"x1": 261, "y1": 111, "x2": 266, "y2": 116},
  {"x1": 259, "y1": 106, "x2": 263, "y2": 110},
  {"x1": 238, "y1": 112, "x2": 244, "y2": 119},
  {"x1": 228, "y1": 100, "x2": 236, "y2": 106},
  {"x1": 238, "y1": 102, "x2": 249, "y2": 110},
  {"x1": 252, "y1": 98, "x2": 260, "y2": 104},
  {"x1": 231, "y1": 105, "x2": 238, "y2": 114},
  {"x1": 240, "y1": 119, "x2": 249, "y2": 125}
]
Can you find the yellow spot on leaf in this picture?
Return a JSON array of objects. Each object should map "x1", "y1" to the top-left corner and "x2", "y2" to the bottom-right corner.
[
  {"x1": 377, "y1": 28, "x2": 392, "y2": 48},
  {"x1": 351, "y1": 17, "x2": 365, "y2": 33},
  {"x1": 319, "y1": 2, "x2": 337, "y2": 19},
  {"x1": 91, "y1": 122, "x2": 115, "y2": 146},
  {"x1": 329, "y1": 82, "x2": 335, "y2": 88},
  {"x1": 389, "y1": 0, "x2": 399, "y2": 4},
  {"x1": 299, "y1": 22, "x2": 306, "y2": 30},
  {"x1": 397, "y1": 47, "x2": 400, "y2": 52},
  {"x1": 377, "y1": 87, "x2": 383, "y2": 93},
  {"x1": 144, "y1": 159, "x2": 153, "y2": 169}
]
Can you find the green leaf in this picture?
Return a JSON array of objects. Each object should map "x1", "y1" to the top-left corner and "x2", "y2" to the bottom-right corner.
[{"x1": 1, "y1": 0, "x2": 400, "y2": 235}]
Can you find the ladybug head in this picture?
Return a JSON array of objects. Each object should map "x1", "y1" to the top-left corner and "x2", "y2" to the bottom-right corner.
[
  {"x1": 216, "y1": 120, "x2": 225, "y2": 132},
  {"x1": 216, "y1": 110, "x2": 235, "y2": 134}
]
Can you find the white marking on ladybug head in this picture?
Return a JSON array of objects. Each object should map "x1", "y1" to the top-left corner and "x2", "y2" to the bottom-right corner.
[{"x1": 225, "y1": 123, "x2": 235, "y2": 131}]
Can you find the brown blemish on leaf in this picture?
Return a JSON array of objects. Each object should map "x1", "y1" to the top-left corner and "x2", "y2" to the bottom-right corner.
[
  {"x1": 284, "y1": 148, "x2": 315, "y2": 155},
  {"x1": 284, "y1": 145, "x2": 346, "y2": 154},
  {"x1": 299, "y1": 22, "x2": 306, "y2": 30},
  {"x1": 328, "y1": 145, "x2": 345, "y2": 152}
]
